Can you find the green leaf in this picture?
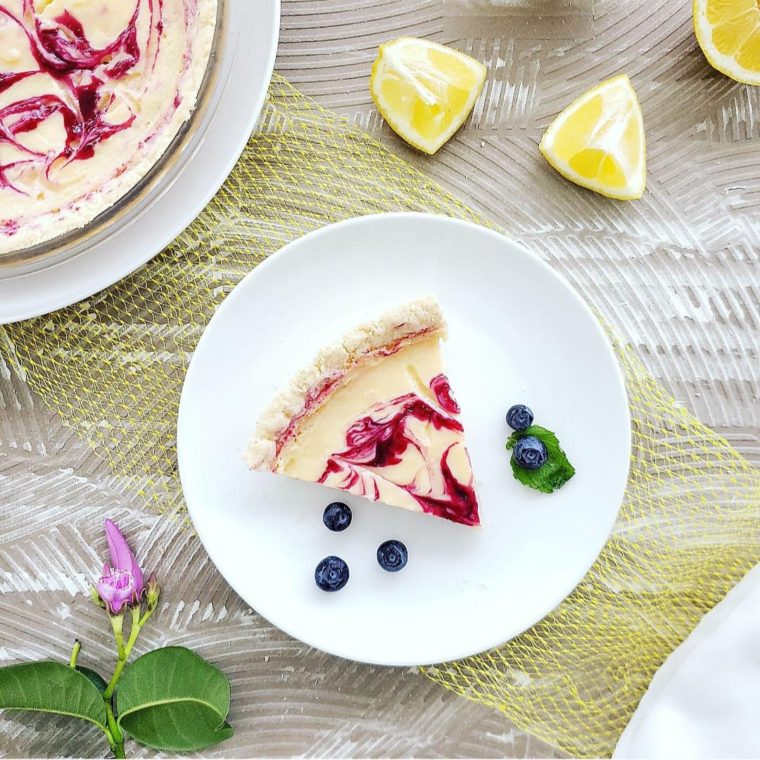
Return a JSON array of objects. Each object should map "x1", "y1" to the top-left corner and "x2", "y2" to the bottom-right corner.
[
  {"x1": 116, "y1": 646, "x2": 233, "y2": 752},
  {"x1": 506, "y1": 424, "x2": 576, "y2": 493},
  {"x1": 76, "y1": 666, "x2": 109, "y2": 695},
  {"x1": 0, "y1": 661, "x2": 108, "y2": 732}
]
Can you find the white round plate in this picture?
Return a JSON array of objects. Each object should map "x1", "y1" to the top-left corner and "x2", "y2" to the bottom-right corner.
[
  {"x1": 178, "y1": 213, "x2": 631, "y2": 666},
  {"x1": 0, "y1": 0, "x2": 279, "y2": 324}
]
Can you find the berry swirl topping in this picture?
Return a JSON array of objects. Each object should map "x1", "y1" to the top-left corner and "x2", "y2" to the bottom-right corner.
[{"x1": 318, "y1": 376, "x2": 480, "y2": 527}]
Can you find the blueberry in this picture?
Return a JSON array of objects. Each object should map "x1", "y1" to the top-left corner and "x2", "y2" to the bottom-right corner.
[
  {"x1": 314, "y1": 556, "x2": 349, "y2": 591},
  {"x1": 377, "y1": 540, "x2": 408, "y2": 572},
  {"x1": 512, "y1": 435, "x2": 548, "y2": 470},
  {"x1": 323, "y1": 502, "x2": 352, "y2": 532},
  {"x1": 506, "y1": 404, "x2": 534, "y2": 431}
]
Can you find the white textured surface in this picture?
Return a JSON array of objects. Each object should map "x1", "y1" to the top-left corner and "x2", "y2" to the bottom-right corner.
[{"x1": 1, "y1": 0, "x2": 759, "y2": 756}]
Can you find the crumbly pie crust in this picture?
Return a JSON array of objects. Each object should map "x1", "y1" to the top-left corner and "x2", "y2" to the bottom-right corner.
[{"x1": 246, "y1": 297, "x2": 446, "y2": 470}]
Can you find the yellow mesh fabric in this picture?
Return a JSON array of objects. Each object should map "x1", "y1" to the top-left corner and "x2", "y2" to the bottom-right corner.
[{"x1": 1, "y1": 75, "x2": 759, "y2": 758}]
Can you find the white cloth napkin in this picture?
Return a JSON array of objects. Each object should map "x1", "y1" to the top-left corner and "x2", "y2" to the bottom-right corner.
[{"x1": 614, "y1": 563, "x2": 760, "y2": 759}]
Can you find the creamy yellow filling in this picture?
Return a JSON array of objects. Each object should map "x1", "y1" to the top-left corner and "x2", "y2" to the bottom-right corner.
[{"x1": 279, "y1": 338, "x2": 471, "y2": 514}]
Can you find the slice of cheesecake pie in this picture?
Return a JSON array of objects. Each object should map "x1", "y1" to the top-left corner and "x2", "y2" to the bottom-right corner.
[{"x1": 246, "y1": 298, "x2": 480, "y2": 527}]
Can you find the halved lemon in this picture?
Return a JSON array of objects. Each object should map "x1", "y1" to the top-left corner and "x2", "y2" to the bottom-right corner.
[
  {"x1": 539, "y1": 75, "x2": 646, "y2": 201},
  {"x1": 694, "y1": 0, "x2": 760, "y2": 85},
  {"x1": 370, "y1": 37, "x2": 486, "y2": 155}
]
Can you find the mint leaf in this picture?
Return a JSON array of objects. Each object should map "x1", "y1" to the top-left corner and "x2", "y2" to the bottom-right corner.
[
  {"x1": 0, "y1": 661, "x2": 108, "y2": 732},
  {"x1": 116, "y1": 646, "x2": 233, "y2": 752},
  {"x1": 506, "y1": 425, "x2": 575, "y2": 493}
]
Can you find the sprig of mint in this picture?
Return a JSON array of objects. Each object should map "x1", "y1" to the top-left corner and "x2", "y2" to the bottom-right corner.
[
  {"x1": 0, "y1": 520, "x2": 233, "y2": 757},
  {"x1": 506, "y1": 425, "x2": 575, "y2": 493}
]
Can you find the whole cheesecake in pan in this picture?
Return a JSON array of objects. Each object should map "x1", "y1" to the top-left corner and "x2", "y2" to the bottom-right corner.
[{"x1": 0, "y1": 0, "x2": 217, "y2": 254}]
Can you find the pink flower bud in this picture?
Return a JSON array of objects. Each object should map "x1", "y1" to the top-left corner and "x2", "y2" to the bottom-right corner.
[{"x1": 95, "y1": 520, "x2": 146, "y2": 614}]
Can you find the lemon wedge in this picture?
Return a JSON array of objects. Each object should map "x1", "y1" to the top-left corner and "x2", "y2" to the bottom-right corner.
[
  {"x1": 694, "y1": 0, "x2": 760, "y2": 84},
  {"x1": 370, "y1": 37, "x2": 486, "y2": 155},
  {"x1": 539, "y1": 74, "x2": 646, "y2": 201}
]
